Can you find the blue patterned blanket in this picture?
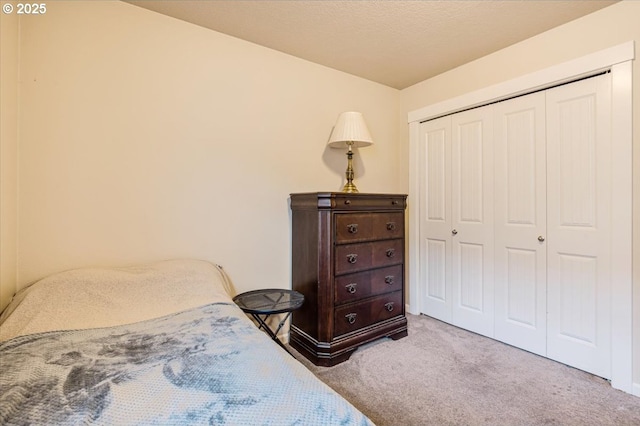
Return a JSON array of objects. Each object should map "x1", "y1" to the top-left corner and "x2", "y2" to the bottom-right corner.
[{"x1": 0, "y1": 303, "x2": 373, "y2": 425}]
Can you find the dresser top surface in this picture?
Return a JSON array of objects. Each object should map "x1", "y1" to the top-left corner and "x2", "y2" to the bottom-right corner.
[{"x1": 290, "y1": 192, "x2": 407, "y2": 198}]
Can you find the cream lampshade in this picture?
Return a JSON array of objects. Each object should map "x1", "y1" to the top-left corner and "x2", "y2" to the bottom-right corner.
[{"x1": 327, "y1": 112, "x2": 374, "y2": 193}]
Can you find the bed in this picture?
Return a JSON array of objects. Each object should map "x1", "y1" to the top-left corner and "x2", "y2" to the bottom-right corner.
[{"x1": 0, "y1": 259, "x2": 373, "y2": 425}]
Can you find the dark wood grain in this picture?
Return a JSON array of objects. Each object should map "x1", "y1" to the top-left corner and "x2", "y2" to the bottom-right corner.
[{"x1": 289, "y1": 192, "x2": 408, "y2": 366}]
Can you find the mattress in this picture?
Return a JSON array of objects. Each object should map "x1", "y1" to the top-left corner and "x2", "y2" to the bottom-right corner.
[{"x1": 0, "y1": 259, "x2": 374, "y2": 425}]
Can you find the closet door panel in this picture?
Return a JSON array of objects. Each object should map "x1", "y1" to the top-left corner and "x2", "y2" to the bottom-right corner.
[
  {"x1": 546, "y1": 74, "x2": 612, "y2": 379},
  {"x1": 494, "y1": 92, "x2": 547, "y2": 356},
  {"x1": 419, "y1": 117, "x2": 453, "y2": 322},
  {"x1": 451, "y1": 106, "x2": 494, "y2": 338}
]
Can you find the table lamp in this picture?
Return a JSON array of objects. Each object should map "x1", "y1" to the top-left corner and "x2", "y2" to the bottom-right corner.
[{"x1": 327, "y1": 111, "x2": 373, "y2": 193}]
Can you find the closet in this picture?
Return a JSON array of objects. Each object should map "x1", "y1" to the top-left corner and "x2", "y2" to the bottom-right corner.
[{"x1": 418, "y1": 73, "x2": 613, "y2": 379}]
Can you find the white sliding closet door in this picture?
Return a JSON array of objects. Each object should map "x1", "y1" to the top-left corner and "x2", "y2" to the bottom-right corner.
[
  {"x1": 418, "y1": 74, "x2": 616, "y2": 379},
  {"x1": 419, "y1": 116, "x2": 453, "y2": 323},
  {"x1": 450, "y1": 106, "x2": 494, "y2": 338},
  {"x1": 419, "y1": 107, "x2": 495, "y2": 337},
  {"x1": 413, "y1": 47, "x2": 633, "y2": 391},
  {"x1": 494, "y1": 92, "x2": 547, "y2": 356},
  {"x1": 546, "y1": 74, "x2": 612, "y2": 379}
]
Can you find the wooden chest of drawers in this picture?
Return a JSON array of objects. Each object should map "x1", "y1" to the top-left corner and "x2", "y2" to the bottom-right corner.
[{"x1": 289, "y1": 192, "x2": 408, "y2": 366}]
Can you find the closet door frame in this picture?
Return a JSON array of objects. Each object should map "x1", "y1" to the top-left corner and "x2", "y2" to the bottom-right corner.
[{"x1": 407, "y1": 41, "x2": 633, "y2": 394}]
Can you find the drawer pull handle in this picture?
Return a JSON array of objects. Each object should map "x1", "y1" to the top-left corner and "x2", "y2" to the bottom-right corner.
[
  {"x1": 392, "y1": 200, "x2": 399, "y2": 205},
  {"x1": 345, "y1": 199, "x2": 351, "y2": 205},
  {"x1": 347, "y1": 254, "x2": 358, "y2": 264},
  {"x1": 386, "y1": 222, "x2": 396, "y2": 231},
  {"x1": 347, "y1": 224, "x2": 359, "y2": 234},
  {"x1": 386, "y1": 248, "x2": 395, "y2": 258},
  {"x1": 346, "y1": 313, "x2": 357, "y2": 324},
  {"x1": 345, "y1": 283, "x2": 357, "y2": 294},
  {"x1": 385, "y1": 275, "x2": 394, "y2": 285},
  {"x1": 385, "y1": 302, "x2": 395, "y2": 312}
]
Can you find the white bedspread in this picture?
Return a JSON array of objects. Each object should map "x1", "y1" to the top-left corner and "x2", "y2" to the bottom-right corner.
[
  {"x1": 0, "y1": 259, "x2": 235, "y2": 342},
  {"x1": 0, "y1": 259, "x2": 376, "y2": 425}
]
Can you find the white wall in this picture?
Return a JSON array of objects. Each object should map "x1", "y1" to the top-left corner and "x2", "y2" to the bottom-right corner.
[
  {"x1": 399, "y1": 0, "x2": 640, "y2": 392},
  {"x1": 7, "y1": 0, "x2": 399, "y2": 299},
  {"x1": 0, "y1": 10, "x2": 19, "y2": 310}
]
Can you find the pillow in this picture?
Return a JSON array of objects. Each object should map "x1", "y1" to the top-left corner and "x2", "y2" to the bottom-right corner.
[{"x1": 0, "y1": 259, "x2": 235, "y2": 341}]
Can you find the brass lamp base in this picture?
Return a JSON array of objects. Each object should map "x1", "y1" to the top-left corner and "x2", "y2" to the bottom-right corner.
[
  {"x1": 341, "y1": 182, "x2": 359, "y2": 193},
  {"x1": 341, "y1": 148, "x2": 359, "y2": 193}
]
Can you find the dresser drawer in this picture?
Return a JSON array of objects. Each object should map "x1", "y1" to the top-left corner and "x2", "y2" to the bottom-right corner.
[
  {"x1": 334, "y1": 265, "x2": 403, "y2": 304},
  {"x1": 334, "y1": 291, "x2": 403, "y2": 337},
  {"x1": 335, "y1": 239, "x2": 403, "y2": 275},
  {"x1": 330, "y1": 195, "x2": 406, "y2": 210},
  {"x1": 335, "y1": 212, "x2": 404, "y2": 243}
]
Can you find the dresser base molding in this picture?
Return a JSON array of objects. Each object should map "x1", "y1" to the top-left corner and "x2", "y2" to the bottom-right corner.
[{"x1": 289, "y1": 316, "x2": 408, "y2": 367}]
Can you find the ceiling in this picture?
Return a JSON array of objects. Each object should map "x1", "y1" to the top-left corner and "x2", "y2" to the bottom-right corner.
[{"x1": 125, "y1": 0, "x2": 618, "y2": 90}]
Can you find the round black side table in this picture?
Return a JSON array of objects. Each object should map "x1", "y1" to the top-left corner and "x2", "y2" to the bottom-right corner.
[{"x1": 232, "y1": 289, "x2": 304, "y2": 355}]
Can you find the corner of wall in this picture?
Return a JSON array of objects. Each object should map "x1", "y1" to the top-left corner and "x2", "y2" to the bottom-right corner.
[{"x1": 0, "y1": 11, "x2": 20, "y2": 311}]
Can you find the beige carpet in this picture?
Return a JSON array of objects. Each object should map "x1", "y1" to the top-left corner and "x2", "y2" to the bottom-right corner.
[{"x1": 291, "y1": 314, "x2": 640, "y2": 426}]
